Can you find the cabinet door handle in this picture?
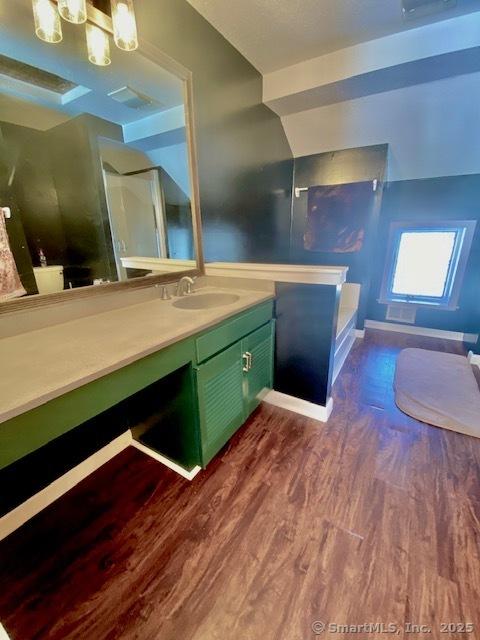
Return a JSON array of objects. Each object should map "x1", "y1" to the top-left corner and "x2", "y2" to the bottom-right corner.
[
  {"x1": 242, "y1": 353, "x2": 250, "y2": 372},
  {"x1": 246, "y1": 351, "x2": 253, "y2": 370}
]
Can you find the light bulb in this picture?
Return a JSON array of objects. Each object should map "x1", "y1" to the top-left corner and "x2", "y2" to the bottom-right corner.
[
  {"x1": 111, "y1": 0, "x2": 138, "y2": 52},
  {"x1": 86, "y1": 23, "x2": 111, "y2": 66},
  {"x1": 32, "y1": 0, "x2": 63, "y2": 44},
  {"x1": 58, "y1": 0, "x2": 87, "y2": 24}
]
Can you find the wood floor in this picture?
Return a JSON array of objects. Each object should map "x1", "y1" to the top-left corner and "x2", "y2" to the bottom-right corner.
[{"x1": 1, "y1": 330, "x2": 479, "y2": 640}]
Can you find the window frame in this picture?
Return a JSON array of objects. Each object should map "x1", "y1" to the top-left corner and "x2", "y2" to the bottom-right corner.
[{"x1": 379, "y1": 220, "x2": 476, "y2": 310}]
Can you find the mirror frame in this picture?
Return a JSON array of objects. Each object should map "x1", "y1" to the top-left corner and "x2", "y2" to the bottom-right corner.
[{"x1": 0, "y1": 3, "x2": 204, "y2": 316}]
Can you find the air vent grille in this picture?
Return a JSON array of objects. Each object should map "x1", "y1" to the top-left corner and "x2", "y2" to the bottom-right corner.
[
  {"x1": 108, "y1": 86, "x2": 162, "y2": 111},
  {"x1": 386, "y1": 304, "x2": 417, "y2": 324}
]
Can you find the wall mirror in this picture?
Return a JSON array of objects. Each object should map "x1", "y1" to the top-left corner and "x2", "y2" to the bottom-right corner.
[{"x1": 0, "y1": 1, "x2": 203, "y2": 312}]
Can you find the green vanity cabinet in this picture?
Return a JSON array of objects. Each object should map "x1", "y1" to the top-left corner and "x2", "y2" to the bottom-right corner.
[
  {"x1": 195, "y1": 317, "x2": 275, "y2": 466},
  {"x1": 0, "y1": 300, "x2": 275, "y2": 475},
  {"x1": 195, "y1": 341, "x2": 246, "y2": 465}
]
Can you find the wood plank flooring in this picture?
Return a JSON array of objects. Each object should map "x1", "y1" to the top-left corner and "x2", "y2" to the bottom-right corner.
[{"x1": 1, "y1": 329, "x2": 479, "y2": 640}]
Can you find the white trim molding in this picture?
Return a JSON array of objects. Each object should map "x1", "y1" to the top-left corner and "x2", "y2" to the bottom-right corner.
[
  {"x1": 468, "y1": 351, "x2": 480, "y2": 367},
  {"x1": 0, "y1": 624, "x2": 10, "y2": 640},
  {"x1": 131, "y1": 440, "x2": 201, "y2": 481},
  {"x1": 0, "y1": 432, "x2": 203, "y2": 542},
  {"x1": 263, "y1": 390, "x2": 333, "y2": 422},
  {"x1": 355, "y1": 329, "x2": 365, "y2": 338},
  {"x1": 364, "y1": 319, "x2": 478, "y2": 343},
  {"x1": 0, "y1": 432, "x2": 132, "y2": 543},
  {"x1": 333, "y1": 326, "x2": 356, "y2": 385}
]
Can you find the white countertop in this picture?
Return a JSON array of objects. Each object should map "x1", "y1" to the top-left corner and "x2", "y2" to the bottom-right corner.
[
  {"x1": 120, "y1": 258, "x2": 348, "y2": 285},
  {"x1": 0, "y1": 286, "x2": 273, "y2": 424}
]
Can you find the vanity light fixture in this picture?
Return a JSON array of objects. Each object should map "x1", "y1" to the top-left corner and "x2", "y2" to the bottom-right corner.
[
  {"x1": 31, "y1": 0, "x2": 138, "y2": 65},
  {"x1": 86, "y1": 22, "x2": 111, "y2": 66},
  {"x1": 58, "y1": 0, "x2": 87, "y2": 24},
  {"x1": 111, "y1": 0, "x2": 138, "y2": 51},
  {"x1": 32, "y1": 0, "x2": 63, "y2": 44}
]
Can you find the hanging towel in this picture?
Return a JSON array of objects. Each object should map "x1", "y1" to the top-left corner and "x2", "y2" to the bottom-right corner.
[
  {"x1": 0, "y1": 209, "x2": 26, "y2": 301},
  {"x1": 305, "y1": 181, "x2": 375, "y2": 253}
]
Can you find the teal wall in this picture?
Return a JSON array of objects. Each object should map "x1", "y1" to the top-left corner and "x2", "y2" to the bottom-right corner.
[
  {"x1": 136, "y1": 0, "x2": 294, "y2": 263},
  {"x1": 290, "y1": 142, "x2": 479, "y2": 340},
  {"x1": 368, "y1": 175, "x2": 480, "y2": 340}
]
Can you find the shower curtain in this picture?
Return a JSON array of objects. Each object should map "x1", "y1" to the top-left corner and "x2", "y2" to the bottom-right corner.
[{"x1": 0, "y1": 210, "x2": 26, "y2": 301}]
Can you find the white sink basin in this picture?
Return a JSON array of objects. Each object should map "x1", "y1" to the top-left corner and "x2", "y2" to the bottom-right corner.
[{"x1": 173, "y1": 292, "x2": 240, "y2": 310}]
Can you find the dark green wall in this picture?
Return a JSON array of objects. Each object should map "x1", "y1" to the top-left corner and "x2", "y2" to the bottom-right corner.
[
  {"x1": 159, "y1": 168, "x2": 195, "y2": 260},
  {"x1": 136, "y1": 0, "x2": 293, "y2": 263},
  {"x1": 1, "y1": 115, "x2": 122, "y2": 290},
  {"x1": 49, "y1": 114, "x2": 121, "y2": 287},
  {"x1": 367, "y1": 174, "x2": 480, "y2": 338},
  {"x1": 0, "y1": 122, "x2": 66, "y2": 269},
  {"x1": 0, "y1": 121, "x2": 65, "y2": 294}
]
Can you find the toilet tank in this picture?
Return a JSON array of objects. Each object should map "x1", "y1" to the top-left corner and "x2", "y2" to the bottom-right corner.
[{"x1": 33, "y1": 266, "x2": 64, "y2": 295}]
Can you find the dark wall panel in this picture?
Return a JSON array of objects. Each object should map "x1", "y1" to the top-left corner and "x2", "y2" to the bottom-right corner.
[
  {"x1": 290, "y1": 145, "x2": 388, "y2": 327},
  {"x1": 49, "y1": 115, "x2": 120, "y2": 287},
  {"x1": 136, "y1": 0, "x2": 293, "y2": 264},
  {"x1": 0, "y1": 122, "x2": 65, "y2": 273},
  {"x1": 275, "y1": 283, "x2": 340, "y2": 407},
  {"x1": 367, "y1": 174, "x2": 480, "y2": 336}
]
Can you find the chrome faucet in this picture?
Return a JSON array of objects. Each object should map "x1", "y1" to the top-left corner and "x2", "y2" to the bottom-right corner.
[{"x1": 177, "y1": 276, "x2": 195, "y2": 296}]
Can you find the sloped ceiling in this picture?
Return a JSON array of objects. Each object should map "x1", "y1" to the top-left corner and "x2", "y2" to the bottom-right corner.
[{"x1": 187, "y1": 0, "x2": 480, "y2": 72}]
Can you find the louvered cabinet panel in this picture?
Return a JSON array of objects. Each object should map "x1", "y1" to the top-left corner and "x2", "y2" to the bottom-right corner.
[
  {"x1": 242, "y1": 322, "x2": 275, "y2": 415},
  {"x1": 195, "y1": 342, "x2": 246, "y2": 466}
]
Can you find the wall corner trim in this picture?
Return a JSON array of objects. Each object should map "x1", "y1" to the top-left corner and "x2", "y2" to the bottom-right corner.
[
  {"x1": 355, "y1": 329, "x2": 365, "y2": 338},
  {"x1": 130, "y1": 440, "x2": 201, "y2": 481},
  {"x1": 263, "y1": 391, "x2": 333, "y2": 422},
  {"x1": 0, "y1": 432, "x2": 133, "y2": 543}
]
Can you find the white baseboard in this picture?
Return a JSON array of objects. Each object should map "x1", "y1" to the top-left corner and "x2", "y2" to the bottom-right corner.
[
  {"x1": 0, "y1": 430, "x2": 204, "y2": 542},
  {"x1": 468, "y1": 351, "x2": 480, "y2": 366},
  {"x1": 364, "y1": 319, "x2": 478, "y2": 343},
  {"x1": 355, "y1": 329, "x2": 365, "y2": 338},
  {"x1": 130, "y1": 440, "x2": 201, "y2": 481},
  {"x1": 263, "y1": 390, "x2": 333, "y2": 422},
  {"x1": 0, "y1": 432, "x2": 133, "y2": 543}
]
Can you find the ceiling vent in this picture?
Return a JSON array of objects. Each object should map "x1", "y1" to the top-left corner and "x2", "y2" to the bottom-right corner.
[
  {"x1": 0, "y1": 54, "x2": 77, "y2": 94},
  {"x1": 402, "y1": 0, "x2": 457, "y2": 20},
  {"x1": 107, "y1": 86, "x2": 162, "y2": 110}
]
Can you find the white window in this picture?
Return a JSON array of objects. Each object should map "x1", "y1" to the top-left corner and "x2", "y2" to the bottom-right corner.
[{"x1": 379, "y1": 221, "x2": 476, "y2": 310}]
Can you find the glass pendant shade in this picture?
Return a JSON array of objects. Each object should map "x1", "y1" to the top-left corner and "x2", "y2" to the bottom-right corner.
[
  {"x1": 58, "y1": 0, "x2": 87, "y2": 24},
  {"x1": 32, "y1": 0, "x2": 63, "y2": 43},
  {"x1": 111, "y1": 0, "x2": 138, "y2": 51},
  {"x1": 86, "y1": 23, "x2": 111, "y2": 66}
]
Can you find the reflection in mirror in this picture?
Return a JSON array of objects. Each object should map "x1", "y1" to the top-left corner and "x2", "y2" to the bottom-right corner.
[{"x1": 0, "y1": 6, "x2": 197, "y2": 303}]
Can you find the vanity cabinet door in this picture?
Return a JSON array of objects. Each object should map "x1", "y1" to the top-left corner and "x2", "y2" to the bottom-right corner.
[
  {"x1": 196, "y1": 342, "x2": 246, "y2": 466},
  {"x1": 242, "y1": 322, "x2": 275, "y2": 416}
]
